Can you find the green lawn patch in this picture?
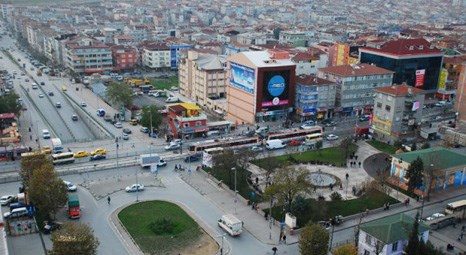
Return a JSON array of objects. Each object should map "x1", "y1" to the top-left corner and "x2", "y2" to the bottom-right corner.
[
  {"x1": 269, "y1": 190, "x2": 398, "y2": 227},
  {"x1": 204, "y1": 167, "x2": 262, "y2": 203},
  {"x1": 151, "y1": 77, "x2": 178, "y2": 90},
  {"x1": 367, "y1": 140, "x2": 398, "y2": 154},
  {"x1": 118, "y1": 201, "x2": 202, "y2": 255},
  {"x1": 254, "y1": 145, "x2": 357, "y2": 168}
]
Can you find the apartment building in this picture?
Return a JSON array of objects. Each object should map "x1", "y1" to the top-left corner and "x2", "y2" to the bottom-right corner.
[
  {"x1": 372, "y1": 84, "x2": 425, "y2": 143},
  {"x1": 291, "y1": 49, "x2": 328, "y2": 76},
  {"x1": 65, "y1": 37, "x2": 113, "y2": 74},
  {"x1": 295, "y1": 75, "x2": 337, "y2": 121},
  {"x1": 318, "y1": 64, "x2": 394, "y2": 116},
  {"x1": 110, "y1": 45, "x2": 137, "y2": 72},
  {"x1": 141, "y1": 43, "x2": 171, "y2": 69},
  {"x1": 178, "y1": 50, "x2": 227, "y2": 113}
]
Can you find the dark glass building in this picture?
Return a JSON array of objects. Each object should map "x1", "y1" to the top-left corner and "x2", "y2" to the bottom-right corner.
[{"x1": 359, "y1": 38, "x2": 444, "y2": 91}]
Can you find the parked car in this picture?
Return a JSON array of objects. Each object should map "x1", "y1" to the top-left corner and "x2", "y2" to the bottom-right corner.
[
  {"x1": 114, "y1": 122, "x2": 123, "y2": 128},
  {"x1": 74, "y1": 151, "x2": 89, "y2": 158},
  {"x1": 91, "y1": 148, "x2": 107, "y2": 156},
  {"x1": 43, "y1": 221, "x2": 63, "y2": 234},
  {"x1": 321, "y1": 119, "x2": 336, "y2": 127},
  {"x1": 184, "y1": 154, "x2": 201, "y2": 162},
  {"x1": 165, "y1": 143, "x2": 181, "y2": 151},
  {"x1": 90, "y1": 154, "x2": 106, "y2": 161},
  {"x1": 140, "y1": 127, "x2": 149, "y2": 133},
  {"x1": 123, "y1": 128, "x2": 132, "y2": 134},
  {"x1": 166, "y1": 97, "x2": 179, "y2": 103},
  {"x1": 326, "y1": 134, "x2": 339, "y2": 141},
  {"x1": 0, "y1": 195, "x2": 14, "y2": 205},
  {"x1": 63, "y1": 181, "x2": 77, "y2": 191},
  {"x1": 250, "y1": 145, "x2": 263, "y2": 152},
  {"x1": 300, "y1": 121, "x2": 316, "y2": 129},
  {"x1": 125, "y1": 184, "x2": 144, "y2": 192},
  {"x1": 123, "y1": 133, "x2": 129, "y2": 140}
]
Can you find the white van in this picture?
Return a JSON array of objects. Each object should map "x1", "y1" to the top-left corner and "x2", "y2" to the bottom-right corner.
[
  {"x1": 166, "y1": 97, "x2": 179, "y2": 103},
  {"x1": 3, "y1": 207, "x2": 28, "y2": 219},
  {"x1": 42, "y1": 129, "x2": 51, "y2": 139},
  {"x1": 218, "y1": 214, "x2": 243, "y2": 236},
  {"x1": 265, "y1": 139, "x2": 286, "y2": 150}
]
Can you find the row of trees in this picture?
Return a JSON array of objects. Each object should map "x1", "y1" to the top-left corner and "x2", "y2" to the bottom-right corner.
[{"x1": 20, "y1": 153, "x2": 99, "y2": 254}]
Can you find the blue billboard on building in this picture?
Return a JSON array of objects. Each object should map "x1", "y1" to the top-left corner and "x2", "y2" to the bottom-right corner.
[
  {"x1": 230, "y1": 62, "x2": 255, "y2": 94},
  {"x1": 261, "y1": 70, "x2": 290, "y2": 109}
]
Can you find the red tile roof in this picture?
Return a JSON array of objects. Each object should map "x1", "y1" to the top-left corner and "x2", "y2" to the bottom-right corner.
[
  {"x1": 374, "y1": 84, "x2": 425, "y2": 96},
  {"x1": 296, "y1": 75, "x2": 335, "y2": 86},
  {"x1": 318, "y1": 64, "x2": 394, "y2": 77},
  {"x1": 291, "y1": 52, "x2": 319, "y2": 62},
  {"x1": 360, "y1": 38, "x2": 443, "y2": 57}
]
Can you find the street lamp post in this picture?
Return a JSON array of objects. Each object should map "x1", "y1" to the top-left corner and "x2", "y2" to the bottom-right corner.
[
  {"x1": 136, "y1": 167, "x2": 139, "y2": 202},
  {"x1": 232, "y1": 167, "x2": 237, "y2": 214},
  {"x1": 219, "y1": 233, "x2": 226, "y2": 255}
]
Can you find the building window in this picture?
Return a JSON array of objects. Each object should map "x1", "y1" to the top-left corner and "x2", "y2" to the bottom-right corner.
[
  {"x1": 377, "y1": 102, "x2": 382, "y2": 108},
  {"x1": 385, "y1": 105, "x2": 391, "y2": 112},
  {"x1": 195, "y1": 121, "x2": 201, "y2": 126},
  {"x1": 365, "y1": 234, "x2": 372, "y2": 245},
  {"x1": 392, "y1": 241, "x2": 398, "y2": 251}
]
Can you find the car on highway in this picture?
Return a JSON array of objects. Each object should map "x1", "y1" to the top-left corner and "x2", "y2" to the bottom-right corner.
[
  {"x1": 39, "y1": 93, "x2": 44, "y2": 98},
  {"x1": 123, "y1": 128, "x2": 132, "y2": 134},
  {"x1": 48, "y1": 92, "x2": 54, "y2": 96},
  {"x1": 326, "y1": 134, "x2": 339, "y2": 141},
  {"x1": 90, "y1": 154, "x2": 106, "y2": 161},
  {"x1": 40, "y1": 82, "x2": 45, "y2": 86},
  {"x1": 157, "y1": 159, "x2": 167, "y2": 167},
  {"x1": 91, "y1": 148, "x2": 107, "y2": 156},
  {"x1": 72, "y1": 114, "x2": 78, "y2": 121},
  {"x1": 80, "y1": 102, "x2": 87, "y2": 107},
  {"x1": 56, "y1": 102, "x2": 61, "y2": 108},
  {"x1": 165, "y1": 143, "x2": 181, "y2": 151},
  {"x1": 32, "y1": 84, "x2": 38, "y2": 89},
  {"x1": 184, "y1": 154, "x2": 201, "y2": 163},
  {"x1": 42, "y1": 146, "x2": 52, "y2": 154},
  {"x1": 0, "y1": 195, "x2": 14, "y2": 205},
  {"x1": 125, "y1": 184, "x2": 144, "y2": 192},
  {"x1": 114, "y1": 122, "x2": 123, "y2": 128},
  {"x1": 74, "y1": 151, "x2": 89, "y2": 158},
  {"x1": 63, "y1": 181, "x2": 77, "y2": 192}
]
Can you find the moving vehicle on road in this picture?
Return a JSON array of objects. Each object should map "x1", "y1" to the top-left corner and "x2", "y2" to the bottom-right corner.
[
  {"x1": 63, "y1": 181, "x2": 77, "y2": 192},
  {"x1": 90, "y1": 154, "x2": 106, "y2": 161},
  {"x1": 185, "y1": 154, "x2": 201, "y2": 163},
  {"x1": 265, "y1": 139, "x2": 286, "y2": 150},
  {"x1": 359, "y1": 115, "x2": 371, "y2": 122},
  {"x1": 68, "y1": 194, "x2": 80, "y2": 219},
  {"x1": 125, "y1": 184, "x2": 144, "y2": 192},
  {"x1": 188, "y1": 137, "x2": 260, "y2": 154},
  {"x1": 326, "y1": 134, "x2": 339, "y2": 141},
  {"x1": 287, "y1": 139, "x2": 302, "y2": 146},
  {"x1": 321, "y1": 119, "x2": 337, "y2": 127},
  {"x1": 91, "y1": 148, "x2": 107, "y2": 156},
  {"x1": 123, "y1": 128, "x2": 132, "y2": 134},
  {"x1": 74, "y1": 151, "x2": 89, "y2": 158},
  {"x1": 42, "y1": 129, "x2": 51, "y2": 139},
  {"x1": 165, "y1": 142, "x2": 181, "y2": 151},
  {"x1": 114, "y1": 122, "x2": 123, "y2": 128},
  {"x1": 218, "y1": 214, "x2": 243, "y2": 236},
  {"x1": 139, "y1": 154, "x2": 161, "y2": 168},
  {"x1": 71, "y1": 114, "x2": 78, "y2": 121},
  {"x1": 445, "y1": 199, "x2": 466, "y2": 219},
  {"x1": 266, "y1": 127, "x2": 323, "y2": 143},
  {"x1": 51, "y1": 138, "x2": 63, "y2": 153},
  {"x1": 51, "y1": 152, "x2": 75, "y2": 165},
  {"x1": 166, "y1": 96, "x2": 179, "y2": 103}
]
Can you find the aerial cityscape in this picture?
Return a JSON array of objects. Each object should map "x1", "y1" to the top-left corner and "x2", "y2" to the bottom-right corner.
[{"x1": 0, "y1": 0, "x2": 466, "y2": 254}]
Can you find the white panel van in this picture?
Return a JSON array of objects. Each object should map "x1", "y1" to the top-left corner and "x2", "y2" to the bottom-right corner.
[
  {"x1": 218, "y1": 214, "x2": 243, "y2": 236},
  {"x1": 265, "y1": 139, "x2": 286, "y2": 150}
]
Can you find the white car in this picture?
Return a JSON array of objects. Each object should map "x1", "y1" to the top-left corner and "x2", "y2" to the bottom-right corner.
[
  {"x1": 0, "y1": 195, "x2": 14, "y2": 205},
  {"x1": 300, "y1": 123, "x2": 316, "y2": 129},
  {"x1": 250, "y1": 145, "x2": 263, "y2": 152},
  {"x1": 326, "y1": 134, "x2": 339, "y2": 141},
  {"x1": 114, "y1": 122, "x2": 123, "y2": 128},
  {"x1": 157, "y1": 159, "x2": 167, "y2": 167},
  {"x1": 80, "y1": 102, "x2": 87, "y2": 107},
  {"x1": 166, "y1": 97, "x2": 179, "y2": 103},
  {"x1": 165, "y1": 143, "x2": 181, "y2": 151},
  {"x1": 123, "y1": 133, "x2": 129, "y2": 140},
  {"x1": 63, "y1": 181, "x2": 77, "y2": 191},
  {"x1": 125, "y1": 184, "x2": 144, "y2": 192},
  {"x1": 39, "y1": 93, "x2": 44, "y2": 98}
]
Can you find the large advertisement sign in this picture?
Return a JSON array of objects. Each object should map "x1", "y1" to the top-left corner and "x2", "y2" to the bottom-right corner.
[
  {"x1": 230, "y1": 62, "x2": 255, "y2": 94},
  {"x1": 415, "y1": 69, "x2": 425, "y2": 88},
  {"x1": 438, "y1": 68, "x2": 448, "y2": 91},
  {"x1": 261, "y1": 70, "x2": 290, "y2": 109}
]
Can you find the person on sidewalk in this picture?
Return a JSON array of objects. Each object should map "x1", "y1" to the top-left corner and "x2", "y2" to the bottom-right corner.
[
  {"x1": 272, "y1": 247, "x2": 278, "y2": 255},
  {"x1": 107, "y1": 196, "x2": 111, "y2": 205},
  {"x1": 282, "y1": 234, "x2": 286, "y2": 244}
]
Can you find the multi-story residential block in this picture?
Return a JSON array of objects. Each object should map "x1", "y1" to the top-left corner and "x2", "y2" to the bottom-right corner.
[
  {"x1": 318, "y1": 64, "x2": 394, "y2": 117},
  {"x1": 359, "y1": 38, "x2": 444, "y2": 91},
  {"x1": 295, "y1": 75, "x2": 337, "y2": 121},
  {"x1": 328, "y1": 42, "x2": 361, "y2": 67},
  {"x1": 440, "y1": 56, "x2": 466, "y2": 101},
  {"x1": 141, "y1": 43, "x2": 171, "y2": 70},
  {"x1": 65, "y1": 37, "x2": 113, "y2": 74},
  {"x1": 358, "y1": 214, "x2": 429, "y2": 255},
  {"x1": 227, "y1": 50, "x2": 296, "y2": 124},
  {"x1": 166, "y1": 103, "x2": 208, "y2": 139},
  {"x1": 178, "y1": 50, "x2": 227, "y2": 113},
  {"x1": 291, "y1": 49, "x2": 328, "y2": 76},
  {"x1": 372, "y1": 84, "x2": 425, "y2": 143},
  {"x1": 454, "y1": 63, "x2": 466, "y2": 123},
  {"x1": 169, "y1": 44, "x2": 191, "y2": 69},
  {"x1": 110, "y1": 45, "x2": 137, "y2": 72},
  {"x1": 224, "y1": 43, "x2": 250, "y2": 57},
  {"x1": 278, "y1": 31, "x2": 308, "y2": 46}
]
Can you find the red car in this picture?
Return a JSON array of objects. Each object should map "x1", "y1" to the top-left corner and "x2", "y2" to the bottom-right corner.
[{"x1": 288, "y1": 140, "x2": 303, "y2": 146}]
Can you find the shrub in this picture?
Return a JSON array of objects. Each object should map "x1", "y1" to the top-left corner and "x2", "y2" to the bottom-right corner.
[
  {"x1": 329, "y1": 192, "x2": 343, "y2": 201},
  {"x1": 149, "y1": 218, "x2": 175, "y2": 235}
]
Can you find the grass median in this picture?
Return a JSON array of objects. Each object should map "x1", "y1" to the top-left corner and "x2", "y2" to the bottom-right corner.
[
  {"x1": 118, "y1": 201, "x2": 202, "y2": 255},
  {"x1": 151, "y1": 77, "x2": 178, "y2": 90},
  {"x1": 367, "y1": 140, "x2": 398, "y2": 154}
]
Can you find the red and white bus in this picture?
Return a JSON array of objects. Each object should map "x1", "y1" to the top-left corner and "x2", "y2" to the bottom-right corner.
[
  {"x1": 188, "y1": 137, "x2": 260, "y2": 154},
  {"x1": 266, "y1": 127, "x2": 323, "y2": 143}
]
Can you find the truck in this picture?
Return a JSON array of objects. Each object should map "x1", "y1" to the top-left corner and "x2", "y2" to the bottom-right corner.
[
  {"x1": 140, "y1": 154, "x2": 161, "y2": 168},
  {"x1": 51, "y1": 138, "x2": 63, "y2": 154},
  {"x1": 128, "y1": 78, "x2": 150, "y2": 87},
  {"x1": 140, "y1": 85, "x2": 153, "y2": 93},
  {"x1": 67, "y1": 194, "x2": 80, "y2": 219},
  {"x1": 218, "y1": 214, "x2": 243, "y2": 236}
]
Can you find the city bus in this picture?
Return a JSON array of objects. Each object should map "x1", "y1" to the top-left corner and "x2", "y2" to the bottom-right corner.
[
  {"x1": 267, "y1": 127, "x2": 323, "y2": 143},
  {"x1": 51, "y1": 152, "x2": 75, "y2": 165},
  {"x1": 445, "y1": 199, "x2": 466, "y2": 219},
  {"x1": 188, "y1": 137, "x2": 260, "y2": 154},
  {"x1": 202, "y1": 147, "x2": 225, "y2": 168},
  {"x1": 304, "y1": 132, "x2": 324, "y2": 145}
]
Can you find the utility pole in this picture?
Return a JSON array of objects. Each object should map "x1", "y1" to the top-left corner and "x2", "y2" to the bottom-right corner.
[{"x1": 232, "y1": 167, "x2": 237, "y2": 214}]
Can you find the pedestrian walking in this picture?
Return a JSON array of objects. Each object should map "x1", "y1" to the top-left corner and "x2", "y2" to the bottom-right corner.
[
  {"x1": 107, "y1": 196, "x2": 111, "y2": 204},
  {"x1": 358, "y1": 162, "x2": 361, "y2": 167},
  {"x1": 272, "y1": 247, "x2": 278, "y2": 255},
  {"x1": 283, "y1": 234, "x2": 286, "y2": 244}
]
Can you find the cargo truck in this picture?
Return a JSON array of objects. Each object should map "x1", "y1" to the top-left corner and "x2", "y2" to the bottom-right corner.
[
  {"x1": 67, "y1": 194, "x2": 80, "y2": 219},
  {"x1": 139, "y1": 154, "x2": 161, "y2": 168}
]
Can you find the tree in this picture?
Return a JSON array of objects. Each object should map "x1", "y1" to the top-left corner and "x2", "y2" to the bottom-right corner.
[
  {"x1": 339, "y1": 138, "x2": 354, "y2": 159},
  {"x1": 406, "y1": 157, "x2": 424, "y2": 193},
  {"x1": 20, "y1": 151, "x2": 49, "y2": 188},
  {"x1": 105, "y1": 82, "x2": 134, "y2": 109},
  {"x1": 140, "y1": 105, "x2": 163, "y2": 133},
  {"x1": 290, "y1": 195, "x2": 310, "y2": 227},
  {"x1": 50, "y1": 222, "x2": 99, "y2": 255},
  {"x1": 333, "y1": 244, "x2": 357, "y2": 255},
  {"x1": 257, "y1": 155, "x2": 281, "y2": 188},
  {"x1": 405, "y1": 212, "x2": 421, "y2": 255},
  {"x1": 265, "y1": 165, "x2": 311, "y2": 212},
  {"x1": 29, "y1": 164, "x2": 68, "y2": 219},
  {"x1": 213, "y1": 150, "x2": 238, "y2": 188},
  {"x1": 315, "y1": 140, "x2": 323, "y2": 155},
  {"x1": 0, "y1": 92, "x2": 21, "y2": 116},
  {"x1": 299, "y1": 223, "x2": 329, "y2": 255}
]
